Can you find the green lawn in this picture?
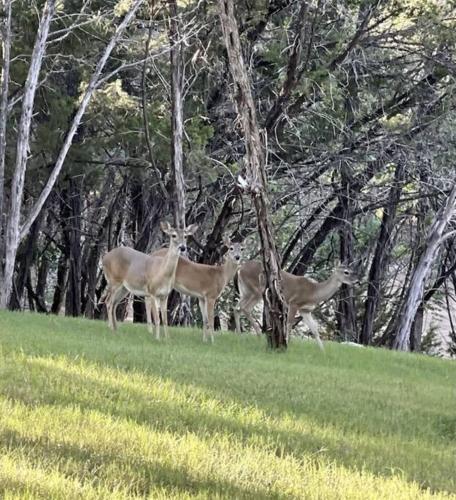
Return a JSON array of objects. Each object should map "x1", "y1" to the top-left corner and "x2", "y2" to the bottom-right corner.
[{"x1": 0, "y1": 311, "x2": 455, "y2": 499}]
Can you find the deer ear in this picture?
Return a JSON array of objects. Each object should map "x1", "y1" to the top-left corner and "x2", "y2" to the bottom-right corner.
[
  {"x1": 160, "y1": 221, "x2": 172, "y2": 234},
  {"x1": 222, "y1": 233, "x2": 232, "y2": 247},
  {"x1": 185, "y1": 223, "x2": 198, "y2": 236}
]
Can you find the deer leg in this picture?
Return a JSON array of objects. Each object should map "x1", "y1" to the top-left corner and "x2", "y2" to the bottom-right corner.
[
  {"x1": 112, "y1": 287, "x2": 129, "y2": 330},
  {"x1": 105, "y1": 283, "x2": 116, "y2": 330},
  {"x1": 286, "y1": 303, "x2": 298, "y2": 343},
  {"x1": 198, "y1": 297, "x2": 208, "y2": 342},
  {"x1": 235, "y1": 293, "x2": 261, "y2": 335},
  {"x1": 206, "y1": 298, "x2": 216, "y2": 344},
  {"x1": 159, "y1": 296, "x2": 169, "y2": 339},
  {"x1": 234, "y1": 300, "x2": 243, "y2": 334},
  {"x1": 301, "y1": 312, "x2": 324, "y2": 351},
  {"x1": 149, "y1": 297, "x2": 161, "y2": 340},
  {"x1": 145, "y1": 297, "x2": 154, "y2": 334},
  {"x1": 244, "y1": 301, "x2": 261, "y2": 336},
  {"x1": 106, "y1": 290, "x2": 113, "y2": 330},
  {"x1": 107, "y1": 284, "x2": 125, "y2": 331}
]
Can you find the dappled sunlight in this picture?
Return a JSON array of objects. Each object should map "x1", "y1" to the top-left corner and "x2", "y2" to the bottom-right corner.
[
  {"x1": 0, "y1": 397, "x2": 452, "y2": 499},
  {"x1": 1, "y1": 352, "x2": 455, "y2": 494},
  {"x1": 1, "y1": 312, "x2": 456, "y2": 497}
]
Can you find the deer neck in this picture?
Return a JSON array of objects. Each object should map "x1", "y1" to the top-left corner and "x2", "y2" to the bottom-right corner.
[
  {"x1": 313, "y1": 274, "x2": 342, "y2": 303},
  {"x1": 160, "y1": 245, "x2": 181, "y2": 282},
  {"x1": 220, "y1": 258, "x2": 239, "y2": 288}
]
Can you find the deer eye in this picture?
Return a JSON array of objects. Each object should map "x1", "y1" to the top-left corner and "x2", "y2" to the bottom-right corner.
[
  {"x1": 344, "y1": 270, "x2": 349, "y2": 275},
  {"x1": 172, "y1": 234, "x2": 177, "y2": 238},
  {"x1": 230, "y1": 246, "x2": 234, "y2": 251}
]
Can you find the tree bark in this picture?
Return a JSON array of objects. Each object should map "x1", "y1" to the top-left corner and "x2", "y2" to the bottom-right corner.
[
  {"x1": 218, "y1": 0, "x2": 287, "y2": 349},
  {"x1": 169, "y1": 0, "x2": 186, "y2": 230},
  {"x1": 0, "y1": 0, "x2": 12, "y2": 259},
  {"x1": 393, "y1": 182, "x2": 456, "y2": 351}
]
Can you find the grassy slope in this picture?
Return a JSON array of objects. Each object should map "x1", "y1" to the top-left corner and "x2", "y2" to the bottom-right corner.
[{"x1": 0, "y1": 311, "x2": 455, "y2": 499}]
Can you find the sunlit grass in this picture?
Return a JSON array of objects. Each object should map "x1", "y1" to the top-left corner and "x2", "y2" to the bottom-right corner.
[{"x1": 0, "y1": 311, "x2": 455, "y2": 498}]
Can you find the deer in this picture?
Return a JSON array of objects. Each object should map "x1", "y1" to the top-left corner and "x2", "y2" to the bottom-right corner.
[
  {"x1": 151, "y1": 235, "x2": 244, "y2": 343},
  {"x1": 102, "y1": 222, "x2": 198, "y2": 339},
  {"x1": 234, "y1": 261, "x2": 358, "y2": 349}
]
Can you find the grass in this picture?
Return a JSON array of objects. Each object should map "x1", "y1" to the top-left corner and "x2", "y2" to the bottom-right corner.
[{"x1": 0, "y1": 311, "x2": 455, "y2": 499}]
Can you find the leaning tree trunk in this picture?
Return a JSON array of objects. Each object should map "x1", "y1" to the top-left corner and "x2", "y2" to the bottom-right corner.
[
  {"x1": 0, "y1": 0, "x2": 144, "y2": 311},
  {"x1": 0, "y1": 0, "x2": 56, "y2": 309},
  {"x1": 0, "y1": 0, "x2": 12, "y2": 260},
  {"x1": 18, "y1": 0, "x2": 144, "y2": 243},
  {"x1": 218, "y1": 0, "x2": 287, "y2": 349},
  {"x1": 393, "y1": 181, "x2": 456, "y2": 351}
]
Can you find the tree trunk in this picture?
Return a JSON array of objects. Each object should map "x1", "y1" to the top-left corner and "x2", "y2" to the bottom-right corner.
[
  {"x1": 80, "y1": 170, "x2": 119, "y2": 317},
  {"x1": 35, "y1": 253, "x2": 49, "y2": 313},
  {"x1": 393, "y1": 182, "x2": 456, "y2": 351},
  {"x1": 64, "y1": 178, "x2": 82, "y2": 317},
  {"x1": 218, "y1": 0, "x2": 287, "y2": 349},
  {"x1": 406, "y1": 164, "x2": 431, "y2": 352},
  {"x1": 410, "y1": 304, "x2": 424, "y2": 352},
  {"x1": 0, "y1": 0, "x2": 56, "y2": 309},
  {"x1": 168, "y1": 0, "x2": 192, "y2": 326},
  {"x1": 0, "y1": 0, "x2": 12, "y2": 259},
  {"x1": 169, "y1": 0, "x2": 186, "y2": 230},
  {"x1": 51, "y1": 252, "x2": 68, "y2": 315},
  {"x1": 336, "y1": 161, "x2": 358, "y2": 341},
  {"x1": 289, "y1": 158, "x2": 386, "y2": 275},
  {"x1": 8, "y1": 216, "x2": 42, "y2": 310},
  {"x1": 361, "y1": 162, "x2": 405, "y2": 344},
  {"x1": 18, "y1": 0, "x2": 144, "y2": 244},
  {"x1": 0, "y1": 0, "x2": 144, "y2": 310}
]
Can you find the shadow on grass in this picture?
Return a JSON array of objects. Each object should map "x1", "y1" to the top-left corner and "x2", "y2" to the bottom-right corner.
[
  {"x1": 1, "y1": 356, "x2": 455, "y2": 494},
  {"x1": 0, "y1": 427, "x2": 285, "y2": 500}
]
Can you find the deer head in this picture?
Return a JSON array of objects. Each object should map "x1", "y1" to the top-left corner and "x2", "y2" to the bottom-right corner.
[
  {"x1": 333, "y1": 262, "x2": 358, "y2": 285},
  {"x1": 160, "y1": 221, "x2": 198, "y2": 254},
  {"x1": 223, "y1": 234, "x2": 243, "y2": 264}
]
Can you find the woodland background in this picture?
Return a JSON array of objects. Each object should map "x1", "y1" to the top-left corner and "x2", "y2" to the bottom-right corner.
[{"x1": 1, "y1": 0, "x2": 455, "y2": 354}]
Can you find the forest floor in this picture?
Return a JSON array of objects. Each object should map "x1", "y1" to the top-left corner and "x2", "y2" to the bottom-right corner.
[{"x1": 0, "y1": 311, "x2": 455, "y2": 499}]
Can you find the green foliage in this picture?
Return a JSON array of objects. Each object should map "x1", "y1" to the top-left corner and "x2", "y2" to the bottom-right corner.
[{"x1": 1, "y1": 312, "x2": 456, "y2": 498}]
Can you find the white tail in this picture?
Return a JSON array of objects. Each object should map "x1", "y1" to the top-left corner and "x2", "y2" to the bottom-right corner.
[
  {"x1": 102, "y1": 222, "x2": 198, "y2": 339},
  {"x1": 151, "y1": 235, "x2": 243, "y2": 342},
  {"x1": 235, "y1": 261, "x2": 358, "y2": 349}
]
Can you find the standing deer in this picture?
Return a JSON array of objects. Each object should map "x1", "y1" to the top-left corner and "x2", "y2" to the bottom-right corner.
[
  {"x1": 102, "y1": 222, "x2": 198, "y2": 339},
  {"x1": 235, "y1": 261, "x2": 358, "y2": 349},
  {"x1": 152, "y1": 235, "x2": 243, "y2": 343}
]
